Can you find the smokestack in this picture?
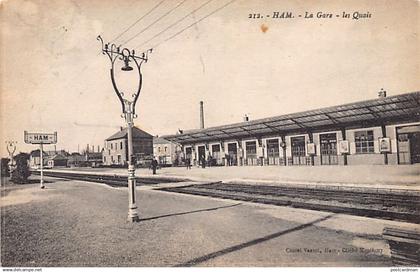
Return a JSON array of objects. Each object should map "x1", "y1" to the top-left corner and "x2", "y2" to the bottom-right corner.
[
  {"x1": 86, "y1": 144, "x2": 89, "y2": 153},
  {"x1": 199, "y1": 101, "x2": 205, "y2": 129},
  {"x1": 378, "y1": 88, "x2": 387, "y2": 98},
  {"x1": 243, "y1": 114, "x2": 249, "y2": 122}
]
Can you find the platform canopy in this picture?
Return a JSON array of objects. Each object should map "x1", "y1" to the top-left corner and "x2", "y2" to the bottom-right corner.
[{"x1": 163, "y1": 91, "x2": 420, "y2": 144}]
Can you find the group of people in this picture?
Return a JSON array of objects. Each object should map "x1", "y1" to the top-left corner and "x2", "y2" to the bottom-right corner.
[{"x1": 185, "y1": 154, "x2": 232, "y2": 169}]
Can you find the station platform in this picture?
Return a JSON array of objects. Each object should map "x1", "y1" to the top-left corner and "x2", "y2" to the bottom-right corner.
[
  {"x1": 41, "y1": 164, "x2": 420, "y2": 192},
  {"x1": 3, "y1": 178, "x2": 411, "y2": 266}
]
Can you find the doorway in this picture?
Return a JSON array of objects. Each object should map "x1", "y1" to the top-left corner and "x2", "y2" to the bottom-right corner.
[
  {"x1": 227, "y1": 143, "x2": 238, "y2": 166},
  {"x1": 245, "y1": 141, "x2": 257, "y2": 166},
  {"x1": 197, "y1": 146, "x2": 206, "y2": 166},
  {"x1": 320, "y1": 133, "x2": 338, "y2": 165},
  {"x1": 267, "y1": 139, "x2": 280, "y2": 165},
  {"x1": 291, "y1": 136, "x2": 306, "y2": 165},
  {"x1": 397, "y1": 125, "x2": 420, "y2": 164}
]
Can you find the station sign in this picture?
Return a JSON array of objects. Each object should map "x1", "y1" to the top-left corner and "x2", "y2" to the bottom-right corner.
[
  {"x1": 339, "y1": 140, "x2": 350, "y2": 154},
  {"x1": 24, "y1": 131, "x2": 57, "y2": 144},
  {"x1": 379, "y1": 137, "x2": 391, "y2": 153},
  {"x1": 307, "y1": 143, "x2": 316, "y2": 155}
]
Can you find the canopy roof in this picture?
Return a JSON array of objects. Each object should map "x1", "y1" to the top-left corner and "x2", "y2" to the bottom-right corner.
[{"x1": 163, "y1": 91, "x2": 420, "y2": 144}]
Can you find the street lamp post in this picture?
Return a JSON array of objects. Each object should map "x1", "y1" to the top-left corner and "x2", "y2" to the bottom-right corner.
[
  {"x1": 98, "y1": 35, "x2": 152, "y2": 222},
  {"x1": 5, "y1": 140, "x2": 17, "y2": 175}
]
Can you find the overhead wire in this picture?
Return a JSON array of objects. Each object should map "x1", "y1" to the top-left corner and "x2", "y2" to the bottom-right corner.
[
  {"x1": 110, "y1": 0, "x2": 166, "y2": 44},
  {"x1": 135, "y1": 0, "x2": 216, "y2": 49},
  {"x1": 121, "y1": 0, "x2": 189, "y2": 46},
  {"x1": 148, "y1": 0, "x2": 236, "y2": 51}
]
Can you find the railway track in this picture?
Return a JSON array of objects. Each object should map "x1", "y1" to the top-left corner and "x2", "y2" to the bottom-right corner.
[
  {"x1": 159, "y1": 183, "x2": 420, "y2": 224},
  {"x1": 31, "y1": 170, "x2": 187, "y2": 187},
  {"x1": 32, "y1": 170, "x2": 420, "y2": 223}
]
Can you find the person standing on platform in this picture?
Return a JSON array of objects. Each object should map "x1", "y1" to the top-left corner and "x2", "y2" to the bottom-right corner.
[
  {"x1": 151, "y1": 158, "x2": 158, "y2": 175},
  {"x1": 200, "y1": 155, "x2": 206, "y2": 168},
  {"x1": 186, "y1": 158, "x2": 191, "y2": 170}
]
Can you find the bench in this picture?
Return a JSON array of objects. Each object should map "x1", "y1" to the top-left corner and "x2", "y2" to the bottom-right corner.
[{"x1": 383, "y1": 227, "x2": 420, "y2": 266}]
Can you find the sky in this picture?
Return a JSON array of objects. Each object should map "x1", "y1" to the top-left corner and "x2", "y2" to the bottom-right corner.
[{"x1": 0, "y1": 0, "x2": 418, "y2": 157}]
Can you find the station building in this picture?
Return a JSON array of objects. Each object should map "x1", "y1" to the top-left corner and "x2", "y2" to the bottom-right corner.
[
  {"x1": 102, "y1": 127, "x2": 153, "y2": 166},
  {"x1": 153, "y1": 137, "x2": 182, "y2": 166},
  {"x1": 163, "y1": 91, "x2": 420, "y2": 167},
  {"x1": 47, "y1": 154, "x2": 68, "y2": 168},
  {"x1": 29, "y1": 149, "x2": 48, "y2": 168}
]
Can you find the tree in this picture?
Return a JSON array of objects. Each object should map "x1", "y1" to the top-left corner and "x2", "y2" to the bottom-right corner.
[
  {"x1": 1, "y1": 158, "x2": 10, "y2": 177},
  {"x1": 11, "y1": 153, "x2": 31, "y2": 183}
]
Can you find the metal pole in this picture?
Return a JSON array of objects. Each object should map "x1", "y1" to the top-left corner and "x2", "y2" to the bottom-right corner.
[
  {"x1": 40, "y1": 143, "x2": 45, "y2": 189},
  {"x1": 98, "y1": 36, "x2": 150, "y2": 222},
  {"x1": 126, "y1": 113, "x2": 139, "y2": 222}
]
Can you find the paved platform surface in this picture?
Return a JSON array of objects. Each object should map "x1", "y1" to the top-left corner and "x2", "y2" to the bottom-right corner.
[
  {"x1": 2, "y1": 177, "x2": 419, "y2": 267},
  {"x1": 44, "y1": 164, "x2": 420, "y2": 190}
]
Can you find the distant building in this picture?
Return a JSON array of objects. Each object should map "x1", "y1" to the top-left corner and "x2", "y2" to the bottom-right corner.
[
  {"x1": 29, "y1": 149, "x2": 48, "y2": 168},
  {"x1": 45, "y1": 149, "x2": 69, "y2": 158},
  {"x1": 47, "y1": 154, "x2": 68, "y2": 168},
  {"x1": 153, "y1": 137, "x2": 182, "y2": 166},
  {"x1": 85, "y1": 151, "x2": 103, "y2": 167},
  {"x1": 67, "y1": 152, "x2": 86, "y2": 167},
  {"x1": 103, "y1": 127, "x2": 153, "y2": 166}
]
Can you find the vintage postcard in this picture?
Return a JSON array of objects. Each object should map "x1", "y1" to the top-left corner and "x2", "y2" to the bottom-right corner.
[{"x1": 1, "y1": 0, "x2": 419, "y2": 270}]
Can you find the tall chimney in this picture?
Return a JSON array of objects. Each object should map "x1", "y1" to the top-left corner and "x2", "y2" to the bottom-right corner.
[
  {"x1": 199, "y1": 101, "x2": 205, "y2": 129},
  {"x1": 243, "y1": 114, "x2": 249, "y2": 122}
]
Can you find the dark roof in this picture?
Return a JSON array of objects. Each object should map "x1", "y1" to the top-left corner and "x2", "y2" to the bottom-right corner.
[
  {"x1": 106, "y1": 127, "x2": 153, "y2": 141},
  {"x1": 153, "y1": 137, "x2": 172, "y2": 145},
  {"x1": 49, "y1": 154, "x2": 68, "y2": 160},
  {"x1": 163, "y1": 91, "x2": 420, "y2": 144},
  {"x1": 30, "y1": 149, "x2": 48, "y2": 157}
]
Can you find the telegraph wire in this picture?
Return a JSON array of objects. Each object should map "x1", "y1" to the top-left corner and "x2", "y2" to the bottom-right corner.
[
  {"x1": 122, "y1": 0, "x2": 189, "y2": 46},
  {"x1": 150, "y1": 0, "x2": 236, "y2": 50},
  {"x1": 110, "y1": 0, "x2": 166, "y2": 44},
  {"x1": 135, "y1": 0, "x2": 216, "y2": 49}
]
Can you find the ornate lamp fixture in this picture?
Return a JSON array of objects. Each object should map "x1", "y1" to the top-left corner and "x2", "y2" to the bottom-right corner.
[{"x1": 98, "y1": 35, "x2": 152, "y2": 222}]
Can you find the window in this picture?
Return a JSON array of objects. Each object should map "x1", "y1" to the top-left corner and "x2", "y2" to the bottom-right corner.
[
  {"x1": 245, "y1": 141, "x2": 257, "y2": 157},
  {"x1": 291, "y1": 136, "x2": 306, "y2": 157},
  {"x1": 398, "y1": 134, "x2": 408, "y2": 142},
  {"x1": 117, "y1": 155, "x2": 121, "y2": 163},
  {"x1": 120, "y1": 142, "x2": 123, "y2": 150},
  {"x1": 355, "y1": 130, "x2": 374, "y2": 153},
  {"x1": 164, "y1": 146, "x2": 167, "y2": 152},
  {"x1": 267, "y1": 139, "x2": 280, "y2": 157},
  {"x1": 212, "y1": 144, "x2": 220, "y2": 153},
  {"x1": 111, "y1": 143, "x2": 113, "y2": 150}
]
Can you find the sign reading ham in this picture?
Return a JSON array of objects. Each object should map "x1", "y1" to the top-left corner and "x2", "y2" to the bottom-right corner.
[
  {"x1": 24, "y1": 131, "x2": 58, "y2": 189},
  {"x1": 24, "y1": 131, "x2": 57, "y2": 144}
]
